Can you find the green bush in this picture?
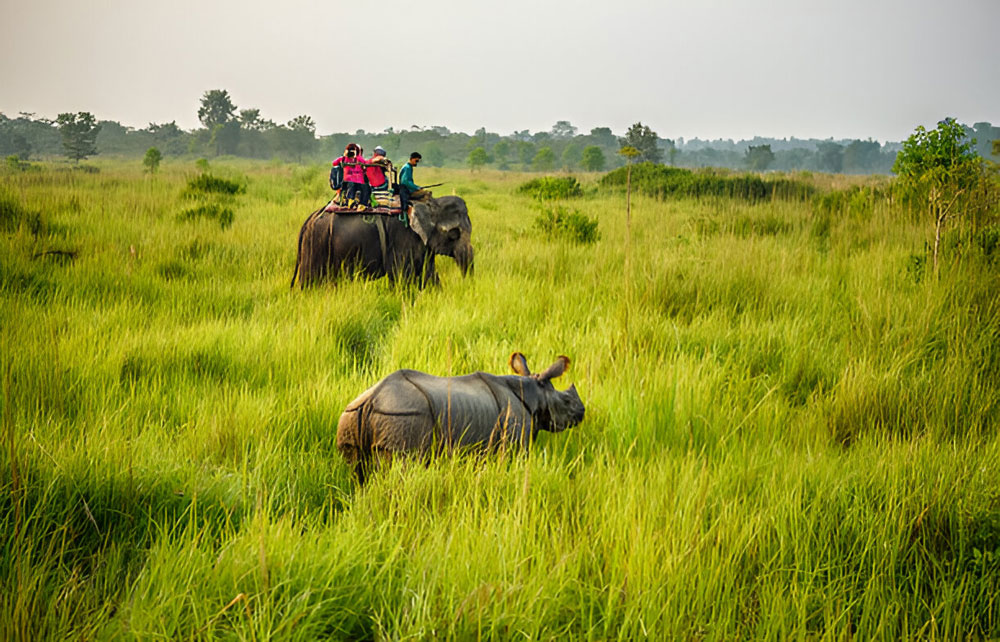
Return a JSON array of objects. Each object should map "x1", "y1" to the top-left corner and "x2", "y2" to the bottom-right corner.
[
  {"x1": 517, "y1": 176, "x2": 583, "y2": 200},
  {"x1": 0, "y1": 191, "x2": 43, "y2": 235},
  {"x1": 184, "y1": 173, "x2": 246, "y2": 196},
  {"x1": 599, "y1": 162, "x2": 815, "y2": 202},
  {"x1": 813, "y1": 185, "x2": 890, "y2": 219},
  {"x1": 178, "y1": 203, "x2": 235, "y2": 229},
  {"x1": 533, "y1": 205, "x2": 600, "y2": 244}
]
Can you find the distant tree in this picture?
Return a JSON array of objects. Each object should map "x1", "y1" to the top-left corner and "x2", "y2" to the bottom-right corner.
[
  {"x1": 843, "y1": 139, "x2": 882, "y2": 174},
  {"x1": 56, "y1": 112, "x2": 101, "y2": 162},
  {"x1": 589, "y1": 127, "x2": 616, "y2": 147},
  {"x1": 209, "y1": 121, "x2": 241, "y2": 156},
  {"x1": 424, "y1": 143, "x2": 445, "y2": 167},
  {"x1": 816, "y1": 142, "x2": 844, "y2": 173},
  {"x1": 663, "y1": 138, "x2": 678, "y2": 166},
  {"x1": 994, "y1": 139, "x2": 1000, "y2": 157},
  {"x1": 620, "y1": 122, "x2": 662, "y2": 163},
  {"x1": 379, "y1": 132, "x2": 402, "y2": 159},
  {"x1": 146, "y1": 121, "x2": 184, "y2": 138},
  {"x1": 467, "y1": 126, "x2": 489, "y2": 152},
  {"x1": 0, "y1": 125, "x2": 32, "y2": 159},
  {"x1": 143, "y1": 147, "x2": 162, "y2": 173},
  {"x1": 893, "y1": 117, "x2": 986, "y2": 273},
  {"x1": 581, "y1": 145, "x2": 606, "y2": 171},
  {"x1": 516, "y1": 141, "x2": 535, "y2": 169},
  {"x1": 281, "y1": 115, "x2": 317, "y2": 162},
  {"x1": 561, "y1": 143, "x2": 581, "y2": 170},
  {"x1": 971, "y1": 122, "x2": 999, "y2": 160},
  {"x1": 238, "y1": 108, "x2": 268, "y2": 131},
  {"x1": 745, "y1": 144, "x2": 775, "y2": 171},
  {"x1": 492, "y1": 139, "x2": 511, "y2": 170},
  {"x1": 198, "y1": 89, "x2": 237, "y2": 129},
  {"x1": 551, "y1": 120, "x2": 578, "y2": 138},
  {"x1": 619, "y1": 146, "x2": 641, "y2": 258},
  {"x1": 533, "y1": 147, "x2": 555, "y2": 171},
  {"x1": 467, "y1": 146, "x2": 488, "y2": 171}
]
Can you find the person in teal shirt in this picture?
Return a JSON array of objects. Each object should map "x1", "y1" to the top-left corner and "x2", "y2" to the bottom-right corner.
[{"x1": 398, "y1": 152, "x2": 429, "y2": 211}]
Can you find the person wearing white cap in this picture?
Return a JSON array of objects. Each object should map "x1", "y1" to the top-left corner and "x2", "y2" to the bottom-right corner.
[{"x1": 366, "y1": 146, "x2": 390, "y2": 195}]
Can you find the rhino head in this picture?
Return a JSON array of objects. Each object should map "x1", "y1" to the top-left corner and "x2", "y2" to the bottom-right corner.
[{"x1": 508, "y1": 352, "x2": 585, "y2": 433}]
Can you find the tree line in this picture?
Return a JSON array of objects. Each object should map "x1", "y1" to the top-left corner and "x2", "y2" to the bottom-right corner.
[{"x1": 3, "y1": 89, "x2": 999, "y2": 175}]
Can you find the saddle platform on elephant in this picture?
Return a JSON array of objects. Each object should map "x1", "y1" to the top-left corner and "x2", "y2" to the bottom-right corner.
[{"x1": 322, "y1": 200, "x2": 403, "y2": 216}]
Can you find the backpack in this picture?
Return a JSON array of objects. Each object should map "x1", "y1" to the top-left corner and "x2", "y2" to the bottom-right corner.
[{"x1": 329, "y1": 162, "x2": 344, "y2": 190}]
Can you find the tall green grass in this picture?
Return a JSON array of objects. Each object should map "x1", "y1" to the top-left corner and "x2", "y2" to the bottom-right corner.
[{"x1": 2, "y1": 161, "x2": 999, "y2": 639}]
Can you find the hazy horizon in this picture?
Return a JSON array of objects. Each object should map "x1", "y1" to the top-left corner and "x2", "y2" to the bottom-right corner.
[{"x1": 2, "y1": 0, "x2": 997, "y2": 143}]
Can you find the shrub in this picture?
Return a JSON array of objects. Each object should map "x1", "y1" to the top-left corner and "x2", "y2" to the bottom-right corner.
[
  {"x1": 517, "y1": 176, "x2": 583, "y2": 200},
  {"x1": 0, "y1": 191, "x2": 43, "y2": 235},
  {"x1": 599, "y1": 162, "x2": 815, "y2": 202},
  {"x1": 184, "y1": 173, "x2": 245, "y2": 196},
  {"x1": 178, "y1": 203, "x2": 235, "y2": 229},
  {"x1": 813, "y1": 185, "x2": 891, "y2": 219},
  {"x1": 5, "y1": 155, "x2": 38, "y2": 172},
  {"x1": 533, "y1": 205, "x2": 600, "y2": 244}
]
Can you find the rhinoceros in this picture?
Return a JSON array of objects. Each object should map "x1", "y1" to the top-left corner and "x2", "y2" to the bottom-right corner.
[{"x1": 336, "y1": 352, "x2": 585, "y2": 482}]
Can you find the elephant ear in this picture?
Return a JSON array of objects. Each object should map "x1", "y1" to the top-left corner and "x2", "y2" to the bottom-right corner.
[{"x1": 408, "y1": 202, "x2": 434, "y2": 246}]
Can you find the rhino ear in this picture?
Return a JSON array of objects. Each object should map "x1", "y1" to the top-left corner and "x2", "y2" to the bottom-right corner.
[
  {"x1": 408, "y1": 202, "x2": 433, "y2": 245},
  {"x1": 537, "y1": 356, "x2": 570, "y2": 381},
  {"x1": 509, "y1": 352, "x2": 530, "y2": 376}
]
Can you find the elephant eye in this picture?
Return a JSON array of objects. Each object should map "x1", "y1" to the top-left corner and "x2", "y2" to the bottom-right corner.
[{"x1": 447, "y1": 227, "x2": 461, "y2": 241}]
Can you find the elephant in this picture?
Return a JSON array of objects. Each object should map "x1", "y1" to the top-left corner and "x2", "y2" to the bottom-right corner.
[
  {"x1": 336, "y1": 352, "x2": 585, "y2": 483},
  {"x1": 291, "y1": 195, "x2": 474, "y2": 288}
]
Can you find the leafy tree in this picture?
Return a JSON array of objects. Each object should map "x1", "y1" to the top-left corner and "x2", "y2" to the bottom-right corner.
[
  {"x1": 816, "y1": 142, "x2": 844, "y2": 173},
  {"x1": 209, "y1": 121, "x2": 241, "y2": 157},
  {"x1": 467, "y1": 146, "x2": 488, "y2": 171},
  {"x1": 533, "y1": 147, "x2": 555, "y2": 171},
  {"x1": 843, "y1": 139, "x2": 882, "y2": 174},
  {"x1": 492, "y1": 139, "x2": 511, "y2": 170},
  {"x1": 56, "y1": 112, "x2": 101, "y2": 162},
  {"x1": 589, "y1": 127, "x2": 616, "y2": 147},
  {"x1": 238, "y1": 108, "x2": 269, "y2": 132},
  {"x1": 551, "y1": 120, "x2": 577, "y2": 138},
  {"x1": 280, "y1": 115, "x2": 317, "y2": 162},
  {"x1": 893, "y1": 117, "x2": 986, "y2": 273},
  {"x1": 198, "y1": 89, "x2": 236, "y2": 129},
  {"x1": 516, "y1": 141, "x2": 535, "y2": 169},
  {"x1": 664, "y1": 138, "x2": 678, "y2": 166},
  {"x1": 561, "y1": 143, "x2": 581, "y2": 170},
  {"x1": 0, "y1": 122, "x2": 32, "y2": 159},
  {"x1": 620, "y1": 122, "x2": 662, "y2": 163},
  {"x1": 424, "y1": 143, "x2": 445, "y2": 167},
  {"x1": 971, "y1": 122, "x2": 999, "y2": 160},
  {"x1": 745, "y1": 144, "x2": 775, "y2": 171},
  {"x1": 467, "y1": 126, "x2": 489, "y2": 152},
  {"x1": 143, "y1": 147, "x2": 162, "y2": 173},
  {"x1": 581, "y1": 145, "x2": 606, "y2": 172}
]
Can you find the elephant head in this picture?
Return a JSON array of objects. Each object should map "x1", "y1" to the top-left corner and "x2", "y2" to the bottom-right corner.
[{"x1": 408, "y1": 195, "x2": 475, "y2": 276}]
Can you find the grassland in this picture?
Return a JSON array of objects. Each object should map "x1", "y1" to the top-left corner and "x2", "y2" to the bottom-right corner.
[{"x1": 2, "y1": 158, "x2": 999, "y2": 640}]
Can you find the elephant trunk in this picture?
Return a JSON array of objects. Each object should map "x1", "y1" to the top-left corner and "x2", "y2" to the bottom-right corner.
[{"x1": 454, "y1": 240, "x2": 474, "y2": 277}]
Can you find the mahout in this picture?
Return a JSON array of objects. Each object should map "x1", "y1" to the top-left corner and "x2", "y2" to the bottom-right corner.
[
  {"x1": 291, "y1": 195, "x2": 474, "y2": 288},
  {"x1": 336, "y1": 353, "x2": 585, "y2": 483}
]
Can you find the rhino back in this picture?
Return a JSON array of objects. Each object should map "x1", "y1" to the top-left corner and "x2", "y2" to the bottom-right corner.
[{"x1": 392, "y1": 371, "x2": 535, "y2": 448}]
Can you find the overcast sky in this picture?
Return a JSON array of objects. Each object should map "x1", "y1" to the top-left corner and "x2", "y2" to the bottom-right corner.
[{"x1": 1, "y1": 0, "x2": 997, "y2": 142}]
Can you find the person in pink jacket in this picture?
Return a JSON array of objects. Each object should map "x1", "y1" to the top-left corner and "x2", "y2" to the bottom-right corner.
[{"x1": 332, "y1": 143, "x2": 369, "y2": 207}]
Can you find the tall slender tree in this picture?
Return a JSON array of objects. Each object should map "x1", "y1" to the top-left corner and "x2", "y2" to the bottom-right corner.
[{"x1": 55, "y1": 112, "x2": 101, "y2": 162}]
